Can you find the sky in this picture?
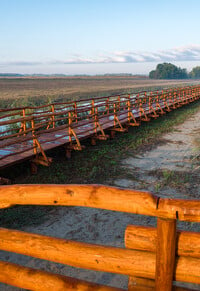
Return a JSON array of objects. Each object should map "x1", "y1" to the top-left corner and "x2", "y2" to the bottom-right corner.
[{"x1": 1, "y1": 0, "x2": 200, "y2": 75}]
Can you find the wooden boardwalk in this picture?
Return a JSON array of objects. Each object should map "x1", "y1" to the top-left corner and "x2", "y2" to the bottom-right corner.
[{"x1": 0, "y1": 85, "x2": 200, "y2": 172}]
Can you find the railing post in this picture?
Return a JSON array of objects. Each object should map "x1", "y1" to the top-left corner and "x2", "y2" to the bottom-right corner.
[
  {"x1": 106, "y1": 97, "x2": 109, "y2": 115},
  {"x1": 128, "y1": 99, "x2": 131, "y2": 122},
  {"x1": 68, "y1": 111, "x2": 72, "y2": 143},
  {"x1": 155, "y1": 217, "x2": 176, "y2": 291},
  {"x1": 22, "y1": 108, "x2": 26, "y2": 133},
  {"x1": 149, "y1": 92, "x2": 152, "y2": 114},
  {"x1": 74, "y1": 102, "x2": 77, "y2": 122},
  {"x1": 31, "y1": 118, "x2": 37, "y2": 155},
  {"x1": 91, "y1": 99, "x2": 95, "y2": 117},
  {"x1": 113, "y1": 103, "x2": 116, "y2": 127},
  {"x1": 94, "y1": 107, "x2": 98, "y2": 134},
  {"x1": 51, "y1": 105, "x2": 55, "y2": 128}
]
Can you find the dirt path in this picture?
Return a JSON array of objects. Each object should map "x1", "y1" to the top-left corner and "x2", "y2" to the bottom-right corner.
[
  {"x1": 114, "y1": 109, "x2": 200, "y2": 200},
  {"x1": 1, "y1": 110, "x2": 200, "y2": 290}
]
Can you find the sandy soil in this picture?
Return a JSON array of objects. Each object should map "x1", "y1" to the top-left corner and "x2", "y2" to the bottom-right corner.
[
  {"x1": 1, "y1": 110, "x2": 200, "y2": 290},
  {"x1": 115, "y1": 110, "x2": 200, "y2": 199}
]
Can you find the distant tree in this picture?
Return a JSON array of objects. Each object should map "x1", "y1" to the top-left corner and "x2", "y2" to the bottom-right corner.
[
  {"x1": 189, "y1": 66, "x2": 200, "y2": 78},
  {"x1": 149, "y1": 63, "x2": 188, "y2": 79},
  {"x1": 149, "y1": 70, "x2": 157, "y2": 79}
]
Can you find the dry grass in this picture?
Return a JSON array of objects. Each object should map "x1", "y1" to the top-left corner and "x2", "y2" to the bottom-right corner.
[
  {"x1": 193, "y1": 130, "x2": 200, "y2": 166},
  {"x1": 0, "y1": 76, "x2": 199, "y2": 108}
]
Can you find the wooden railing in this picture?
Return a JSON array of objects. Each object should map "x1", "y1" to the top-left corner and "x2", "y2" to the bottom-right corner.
[
  {"x1": 0, "y1": 184, "x2": 200, "y2": 290},
  {"x1": 1, "y1": 85, "x2": 199, "y2": 140},
  {"x1": 1, "y1": 85, "x2": 200, "y2": 172}
]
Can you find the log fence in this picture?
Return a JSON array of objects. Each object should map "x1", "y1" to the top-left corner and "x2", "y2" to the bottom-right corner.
[{"x1": 0, "y1": 184, "x2": 200, "y2": 290}]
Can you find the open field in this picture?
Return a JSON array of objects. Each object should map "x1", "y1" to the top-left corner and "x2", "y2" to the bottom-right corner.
[{"x1": 1, "y1": 76, "x2": 200, "y2": 108}]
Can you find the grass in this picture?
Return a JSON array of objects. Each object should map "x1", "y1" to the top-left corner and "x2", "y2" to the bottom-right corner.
[
  {"x1": 162, "y1": 170, "x2": 189, "y2": 187},
  {"x1": 192, "y1": 130, "x2": 200, "y2": 169}
]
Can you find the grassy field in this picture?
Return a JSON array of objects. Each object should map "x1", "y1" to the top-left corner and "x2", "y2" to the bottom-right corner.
[{"x1": 0, "y1": 76, "x2": 200, "y2": 108}]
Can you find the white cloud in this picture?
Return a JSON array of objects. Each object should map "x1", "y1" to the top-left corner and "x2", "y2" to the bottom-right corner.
[{"x1": 1, "y1": 45, "x2": 200, "y2": 67}]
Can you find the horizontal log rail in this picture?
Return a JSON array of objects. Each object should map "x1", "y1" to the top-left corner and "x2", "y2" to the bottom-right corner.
[
  {"x1": 125, "y1": 225, "x2": 200, "y2": 258},
  {"x1": 0, "y1": 261, "x2": 123, "y2": 291},
  {"x1": 1, "y1": 185, "x2": 200, "y2": 290},
  {"x1": 1, "y1": 184, "x2": 200, "y2": 222}
]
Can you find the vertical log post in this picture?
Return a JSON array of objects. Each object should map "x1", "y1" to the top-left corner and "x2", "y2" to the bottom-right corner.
[{"x1": 155, "y1": 218, "x2": 176, "y2": 291}]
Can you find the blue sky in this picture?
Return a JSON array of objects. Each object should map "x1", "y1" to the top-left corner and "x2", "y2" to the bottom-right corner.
[{"x1": 1, "y1": 0, "x2": 200, "y2": 74}]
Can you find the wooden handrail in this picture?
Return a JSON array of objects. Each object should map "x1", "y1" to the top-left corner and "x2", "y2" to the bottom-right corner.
[{"x1": 1, "y1": 185, "x2": 200, "y2": 221}]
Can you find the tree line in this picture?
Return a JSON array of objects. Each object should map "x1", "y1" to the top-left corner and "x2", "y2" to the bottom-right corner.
[{"x1": 149, "y1": 63, "x2": 200, "y2": 79}]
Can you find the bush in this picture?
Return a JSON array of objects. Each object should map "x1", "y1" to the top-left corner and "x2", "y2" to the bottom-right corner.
[
  {"x1": 149, "y1": 63, "x2": 188, "y2": 79},
  {"x1": 189, "y1": 66, "x2": 200, "y2": 79}
]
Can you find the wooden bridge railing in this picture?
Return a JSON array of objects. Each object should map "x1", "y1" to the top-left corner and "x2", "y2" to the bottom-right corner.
[
  {"x1": 1, "y1": 85, "x2": 199, "y2": 139},
  {"x1": 0, "y1": 184, "x2": 200, "y2": 290},
  {"x1": 0, "y1": 85, "x2": 200, "y2": 172}
]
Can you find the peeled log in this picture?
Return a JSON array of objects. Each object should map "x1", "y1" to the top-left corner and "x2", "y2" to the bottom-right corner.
[
  {"x1": 0, "y1": 260, "x2": 124, "y2": 291},
  {"x1": 125, "y1": 225, "x2": 200, "y2": 258},
  {"x1": 1, "y1": 185, "x2": 200, "y2": 221},
  {"x1": 155, "y1": 218, "x2": 176, "y2": 290},
  {"x1": 0, "y1": 228, "x2": 200, "y2": 284},
  {"x1": 0, "y1": 227, "x2": 155, "y2": 279},
  {"x1": 0, "y1": 184, "x2": 158, "y2": 217}
]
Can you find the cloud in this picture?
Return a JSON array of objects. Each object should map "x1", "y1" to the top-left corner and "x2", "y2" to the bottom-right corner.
[
  {"x1": 0, "y1": 61, "x2": 43, "y2": 67},
  {"x1": 1, "y1": 45, "x2": 200, "y2": 67},
  {"x1": 59, "y1": 45, "x2": 200, "y2": 64}
]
